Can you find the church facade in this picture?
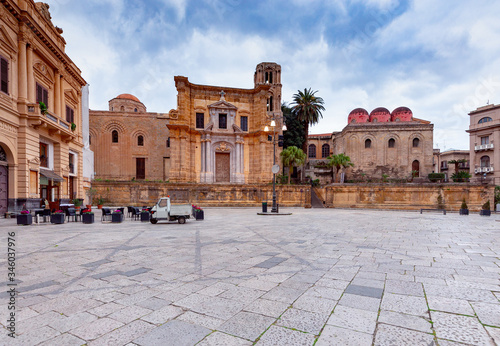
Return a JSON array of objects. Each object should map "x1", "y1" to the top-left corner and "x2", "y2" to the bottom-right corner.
[{"x1": 90, "y1": 62, "x2": 283, "y2": 184}]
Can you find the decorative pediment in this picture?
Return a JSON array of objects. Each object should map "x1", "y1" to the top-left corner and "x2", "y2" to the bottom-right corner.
[
  {"x1": 208, "y1": 100, "x2": 238, "y2": 111},
  {"x1": 0, "y1": 25, "x2": 16, "y2": 53},
  {"x1": 64, "y1": 89, "x2": 78, "y2": 104},
  {"x1": 34, "y1": 60, "x2": 55, "y2": 83}
]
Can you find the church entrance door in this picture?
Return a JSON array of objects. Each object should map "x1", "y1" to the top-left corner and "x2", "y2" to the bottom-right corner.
[
  {"x1": 412, "y1": 160, "x2": 420, "y2": 177},
  {"x1": 215, "y1": 153, "x2": 230, "y2": 182},
  {"x1": 0, "y1": 165, "x2": 7, "y2": 215}
]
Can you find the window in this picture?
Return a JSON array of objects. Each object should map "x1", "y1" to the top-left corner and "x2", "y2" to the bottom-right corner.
[
  {"x1": 136, "y1": 158, "x2": 145, "y2": 179},
  {"x1": 268, "y1": 96, "x2": 273, "y2": 111},
  {"x1": 120, "y1": 106, "x2": 124, "y2": 111},
  {"x1": 351, "y1": 119, "x2": 356, "y2": 123},
  {"x1": 240, "y1": 116, "x2": 248, "y2": 131},
  {"x1": 219, "y1": 113, "x2": 227, "y2": 129},
  {"x1": 478, "y1": 117, "x2": 492, "y2": 124},
  {"x1": 166, "y1": 138, "x2": 170, "y2": 147},
  {"x1": 365, "y1": 139, "x2": 371, "y2": 148},
  {"x1": 36, "y1": 83, "x2": 48, "y2": 108},
  {"x1": 321, "y1": 144, "x2": 330, "y2": 158},
  {"x1": 66, "y1": 106, "x2": 74, "y2": 124},
  {"x1": 69, "y1": 153, "x2": 75, "y2": 174},
  {"x1": 308, "y1": 144, "x2": 316, "y2": 158},
  {"x1": 388, "y1": 138, "x2": 395, "y2": 148},
  {"x1": 0, "y1": 145, "x2": 6, "y2": 162},
  {"x1": 413, "y1": 138, "x2": 420, "y2": 147},
  {"x1": 481, "y1": 136, "x2": 489, "y2": 145},
  {"x1": 134, "y1": 108, "x2": 137, "y2": 112},
  {"x1": 372, "y1": 118, "x2": 377, "y2": 123},
  {"x1": 441, "y1": 161, "x2": 448, "y2": 169},
  {"x1": 40, "y1": 142, "x2": 48, "y2": 168},
  {"x1": 1, "y1": 56, "x2": 8, "y2": 94},
  {"x1": 112, "y1": 130, "x2": 119, "y2": 143},
  {"x1": 138, "y1": 135, "x2": 144, "y2": 146},
  {"x1": 480, "y1": 156, "x2": 490, "y2": 168},
  {"x1": 196, "y1": 113, "x2": 204, "y2": 129},
  {"x1": 89, "y1": 134, "x2": 91, "y2": 145}
]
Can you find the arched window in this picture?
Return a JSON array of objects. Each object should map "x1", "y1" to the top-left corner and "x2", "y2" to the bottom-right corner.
[
  {"x1": 120, "y1": 106, "x2": 124, "y2": 111},
  {"x1": 321, "y1": 144, "x2": 330, "y2": 158},
  {"x1": 351, "y1": 119, "x2": 356, "y2": 123},
  {"x1": 480, "y1": 155, "x2": 490, "y2": 167},
  {"x1": 413, "y1": 138, "x2": 420, "y2": 147},
  {"x1": 134, "y1": 108, "x2": 137, "y2": 112},
  {"x1": 478, "y1": 117, "x2": 492, "y2": 124},
  {"x1": 372, "y1": 118, "x2": 377, "y2": 123},
  {"x1": 138, "y1": 135, "x2": 144, "y2": 146},
  {"x1": 412, "y1": 160, "x2": 420, "y2": 177},
  {"x1": 308, "y1": 144, "x2": 316, "y2": 158},
  {"x1": 365, "y1": 139, "x2": 371, "y2": 148},
  {"x1": 112, "y1": 130, "x2": 118, "y2": 143},
  {"x1": 388, "y1": 138, "x2": 395, "y2": 148}
]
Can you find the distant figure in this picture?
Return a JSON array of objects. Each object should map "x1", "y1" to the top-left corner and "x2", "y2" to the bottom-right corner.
[{"x1": 43, "y1": 198, "x2": 49, "y2": 210}]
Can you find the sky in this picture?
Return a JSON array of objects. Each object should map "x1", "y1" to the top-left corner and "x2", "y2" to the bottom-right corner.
[{"x1": 45, "y1": 0, "x2": 500, "y2": 150}]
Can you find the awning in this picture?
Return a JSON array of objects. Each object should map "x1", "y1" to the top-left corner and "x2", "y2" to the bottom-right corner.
[{"x1": 39, "y1": 169, "x2": 64, "y2": 182}]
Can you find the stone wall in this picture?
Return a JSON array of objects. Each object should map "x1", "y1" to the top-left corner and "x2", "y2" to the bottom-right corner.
[
  {"x1": 320, "y1": 183, "x2": 494, "y2": 212},
  {"x1": 92, "y1": 182, "x2": 311, "y2": 207}
]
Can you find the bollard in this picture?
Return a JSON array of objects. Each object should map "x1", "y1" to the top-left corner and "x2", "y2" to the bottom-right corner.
[{"x1": 262, "y1": 202, "x2": 267, "y2": 213}]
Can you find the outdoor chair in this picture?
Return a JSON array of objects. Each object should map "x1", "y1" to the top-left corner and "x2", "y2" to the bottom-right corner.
[
  {"x1": 42, "y1": 209, "x2": 51, "y2": 222},
  {"x1": 66, "y1": 208, "x2": 80, "y2": 222},
  {"x1": 127, "y1": 206, "x2": 134, "y2": 218},
  {"x1": 101, "y1": 208, "x2": 112, "y2": 222},
  {"x1": 131, "y1": 207, "x2": 140, "y2": 221}
]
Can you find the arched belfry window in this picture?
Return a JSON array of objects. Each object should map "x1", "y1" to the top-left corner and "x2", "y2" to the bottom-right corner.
[
  {"x1": 413, "y1": 138, "x2": 420, "y2": 147},
  {"x1": 365, "y1": 139, "x2": 371, "y2": 148},
  {"x1": 138, "y1": 135, "x2": 144, "y2": 146},
  {"x1": 388, "y1": 138, "x2": 395, "y2": 148},
  {"x1": 112, "y1": 130, "x2": 119, "y2": 143}
]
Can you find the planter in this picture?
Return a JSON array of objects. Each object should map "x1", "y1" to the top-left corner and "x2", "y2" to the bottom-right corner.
[
  {"x1": 112, "y1": 213, "x2": 124, "y2": 223},
  {"x1": 194, "y1": 210, "x2": 204, "y2": 220},
  {"x1": 140, "y1": 211, "x2": 150, "y2": 222},
  {"x1": 97, "y1": 205, "x2": 103, "y2": 209},
  {"x1": 51, "y1": 213, "x2": 65, "y2": 224},
  {"x1": 17, "y1": 214, "x2": 32, "y2": 225},
  {"x1": 86, "y1": 205, "x2": 92, "y2": 210},
  {"x1": 459, "y1": 209, "x2": 469, "y2": 215},
  {"x1": 480, "y1": 210, "x2": 491, "y2": 216},
  {"x1": 82, "y1": 213, "x2": 95, "y2": 224}
]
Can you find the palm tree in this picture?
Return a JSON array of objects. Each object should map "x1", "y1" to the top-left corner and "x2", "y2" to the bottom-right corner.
[
  {"x1": 280, "y1": 146, "x2": 306, "y2": 184},
  {"x1": 291, "y1": 88, "x2": 325, "y2": 154},
  {"x1": 327, "y1": 153, "x2": 354, "y2": 183}
]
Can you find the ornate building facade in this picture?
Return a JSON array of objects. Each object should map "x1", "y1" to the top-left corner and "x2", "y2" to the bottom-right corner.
[
  {"x1": 90, "y1": 62, "x2": 283, "y2": 184},
  {"x1": 0, "y1": 0, "x2": 87, "y2": 213},
  {"x1": 307, "y1": 107, "x2": 434, "y2": 183}
]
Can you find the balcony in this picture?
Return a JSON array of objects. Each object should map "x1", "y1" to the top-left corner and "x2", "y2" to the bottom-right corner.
[
  {"x1": 440, "y1": 166, "x2": 448, "y2": 171},
  {"x1": 474, "y1": 143, "x2": 494, "y2": 151},
  {"x1": 475, "y1": 166, "x2": 494, "y2": 174},
  {"x1": 26, "y1": 103, "x2": 76, "y2": 143}
]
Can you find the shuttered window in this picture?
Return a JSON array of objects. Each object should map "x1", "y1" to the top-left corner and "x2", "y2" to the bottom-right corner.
[
  {"x1": 66, "y1": 106, "x2": 74, "y2": 123},
  {"x1": 36, "y1": 83, "x2": 49, "y2": 108},
  {"x1": 240, "y1": 116, "x2": 248, "y2": 131},
  {"x1": 196, "y1": 113, "x2": 204, "y2": 129},
  {"x1": 0, "y1": 57, "x2": 8, "y2": 94}
]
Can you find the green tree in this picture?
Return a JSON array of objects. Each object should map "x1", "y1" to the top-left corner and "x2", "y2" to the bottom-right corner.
[
  {"x1": 327, "y1": 153, "x2": 354, "y2": 183},
  {"x1": 282, "y1": 103, "x2": 305, "y2": 149},
  {"x1": 291, "y1": 88, "x2": 325, "y2": 154},
  {"x1": 280, "y1": 146, "x2": 306, "y2": 184},
  {"x1": 448, "y1": 159, "x2": 467, "y2": 173}
]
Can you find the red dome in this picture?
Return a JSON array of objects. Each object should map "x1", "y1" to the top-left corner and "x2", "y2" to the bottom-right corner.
[
  {"x1": 116, "y1": 93, "x2": 141, "y2": 103},
  {"x1": 391, "y1": 106, "x2": 413, "y2": 122},
  {"x1": 348, "y1": 108, "x2": 369, "y2": 124},
  {"x1": 369, "y1": 107, "x2": 391, "y2": 122}
]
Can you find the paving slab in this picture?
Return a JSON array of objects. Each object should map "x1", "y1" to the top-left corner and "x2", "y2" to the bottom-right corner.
[
  {"x1": 218, "y1": 311, "x2": 275, "y2": 341},
  {"x1": 431, "y1": 311, "x2": 494, "y2": 345},
  {"x1": 134, "y1": 319, "x2": 211, "y2": 346},
  {"x1": 256, "y1": 325, "x2": 316, "y2": 345},
  {"x1": 374, "y1": 323, "x2": 435, "y2": 345},
  {"x1": 316, "y1": 325, "x2": 373, "y2": 346}
]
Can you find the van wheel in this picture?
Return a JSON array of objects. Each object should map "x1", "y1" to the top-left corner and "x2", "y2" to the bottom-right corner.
[
  {"x1": 178, "y1": 216, "x2": 186, "y2": 224},
  {"x1": 150, "y1": 219, "x2": 158, "y2": 224}
]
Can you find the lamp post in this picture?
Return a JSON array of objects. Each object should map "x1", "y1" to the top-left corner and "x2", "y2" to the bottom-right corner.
[{"x1": 265, "y1": 116, "x2": 287, "y2": 213}]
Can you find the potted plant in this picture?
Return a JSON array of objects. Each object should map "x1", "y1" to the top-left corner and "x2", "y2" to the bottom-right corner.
[
  {"x1": 97, "y1": 197, "x2": 105, "y2": 209},
  {"x1": 51, "y1": 210, "x2": 65, "y2": 224},
  {"x1": 39, "y1": 101, "x2": 47, "y2": 115},
  {"x1": 480, "y1": 200, "x2": 491, "y2": 216},
  {"x1": 72, "y1": 198, "x2": 82, "y2": 211},
  {"x1": 17, "y1": 210, "x2": 32, "y2": 225},
  {"x1": 140, "y1": 208, "x2": 150, "y2": 222},
  {"x1": 71, "y1": 122, "x2": 76, "y2": 132},
  {"x1": 192, "y1": 205, "x2": 204, "y2": 221},
  {"x1": 459, "y1": 198, "x2": 469, "y2": 215},
  {"x1": 111, "y1": 209, "x2": 123, "y2": 223},
  {"x1": 86, "y1": 187, "x2": 97, "y2": 209},
  {"x1": 81, "y1": 209, "x2": 94, "y2": 224}
]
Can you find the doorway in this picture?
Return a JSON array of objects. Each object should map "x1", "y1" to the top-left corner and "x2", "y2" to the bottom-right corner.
[
  {"x1": 412, "y1": 160, "x2": 420, "y2": 177},
  {"x1": 215, "y1": 153, "x2": 230, "y2": 182},
  {"x1": 0, "y1": 165, "x2": 7, "y2": 215}
]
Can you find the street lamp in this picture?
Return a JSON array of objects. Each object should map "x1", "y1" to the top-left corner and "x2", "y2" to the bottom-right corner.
[{"x1": 264, "y1": 116, "x2": 287, "y2": 213}]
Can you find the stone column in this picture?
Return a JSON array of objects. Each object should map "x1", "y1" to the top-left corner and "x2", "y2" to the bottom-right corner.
[
  {"x1": 54, "y1": 71, "x2": 60, "y2": 115},
  {"x1": 235, "y1": 141, "x2": 240, "y2": 173},
  {"x1": 17, "y1": 41, "x2": 27, "y2": 101},
  {"x1": 200, "y1": 138, "x2": 205, "y2": 173},
  {"x1": 206, "y1": 136, "x2": 212, "y2": 182},
  {"x1": 59, "y1": 74, "x2": 64, "y2": 118},
  {"x1": 27, "y1": 45, "x2": 34, "y2": 102},
  {"x1": 240, "y1": 141, "x2": 244, "y2": 174}
]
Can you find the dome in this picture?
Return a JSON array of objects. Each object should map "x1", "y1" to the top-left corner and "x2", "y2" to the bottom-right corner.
[
  {"x1": 116, "y1": 93, "x2": 141, "y2": 103},
  {"x1": 369, "y1": 107, "x2": 391, "y2": 122},
  {"x1": 391, "y1": 106, "x2": 413, "y2": 122},
  {"x1": 348, "y1": 108, "x2": 369, "y2": 124}
]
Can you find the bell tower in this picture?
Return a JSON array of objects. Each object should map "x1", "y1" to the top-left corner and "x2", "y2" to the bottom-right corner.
[{"x1": 254, "y1": 62, "x2": 282, "y2": 117}]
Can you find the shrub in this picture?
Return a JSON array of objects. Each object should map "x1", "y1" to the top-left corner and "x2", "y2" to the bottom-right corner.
[
  {"x1": 428, "y1": 173, "x2": 445, "y2": 182},
  {"x1": 451, "y1": 171, "x2": 471, "y2": 182},
  {"x1": 460, "y1": 198, "x2": 468, "y2": 210},
  {"x1": 482, "y1": 200, "x2": 491, "y2": 211}
]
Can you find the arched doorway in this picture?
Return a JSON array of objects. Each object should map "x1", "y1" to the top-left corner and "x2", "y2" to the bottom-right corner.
[
  {"x1": 0, "y1": 145, "x2": 8, "y2": 215},
  {"x1": 412, "y1": 160, "x2": 420, "y2": 177}
]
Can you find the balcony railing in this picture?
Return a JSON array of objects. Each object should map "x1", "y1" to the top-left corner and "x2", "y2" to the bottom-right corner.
[
  {"x1": 475, "y1": 166, "x2": 494, "y2": 174},
  {"x1": 440, "y1": 166, "x2": 448, "y2": 170},
  {"x1": 474, "y1": 143, "x2": 494, "y2": 151},
  {"x1": 26, "y1": 103, "x2": 75, "y2": 142}
]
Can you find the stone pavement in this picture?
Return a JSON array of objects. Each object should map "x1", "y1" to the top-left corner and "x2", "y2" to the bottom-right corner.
[{"x1": 0, "y1": 208, "x2": 499, "y2": 345}]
